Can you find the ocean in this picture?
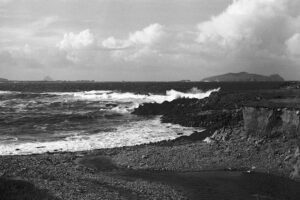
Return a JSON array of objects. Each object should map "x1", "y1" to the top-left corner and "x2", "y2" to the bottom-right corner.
[{"x1": 0, "y1": 82, "x2": 284, "y2": 155}]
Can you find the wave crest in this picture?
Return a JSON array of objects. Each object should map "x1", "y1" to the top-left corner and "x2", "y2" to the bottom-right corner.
[
  {"x1": 0, "y1": 87, "x2": 220, "y2": 114},
  {"x1": 59, "y1": 87, "x2": 220, "y2": 113},
  {"x1": 58, "y1": 87, "x2": 220, "y2": 102}
]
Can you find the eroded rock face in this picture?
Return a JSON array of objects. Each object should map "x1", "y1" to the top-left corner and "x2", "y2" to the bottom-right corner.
[
  {"x1": 290, "y1": 145, "x2": 300, "y2": 181},
  {"x1": 243, "y1": 107, "x2": 273, "y2": 137},
  {"x1": 243, "y1": 107, "x2": 300, "y2": 138},
  {"x1": 281, "y1": 109, "x2": 300, "y2": 135},
  {"x1": 243, "y1": 106, "x2": 300, "y2": 180}
]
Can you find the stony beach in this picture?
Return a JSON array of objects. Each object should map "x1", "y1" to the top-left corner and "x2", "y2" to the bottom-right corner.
[{"x1": 0, "y1": 124, "x2": 299, "y2": 200}]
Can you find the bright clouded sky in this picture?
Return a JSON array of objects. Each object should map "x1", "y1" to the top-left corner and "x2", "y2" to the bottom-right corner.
[{"x1": 0, "y1": 0, "x2": 300, "y2": 81}]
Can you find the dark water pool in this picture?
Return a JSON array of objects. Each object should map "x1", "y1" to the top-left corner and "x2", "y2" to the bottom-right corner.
[
  {"x1": 80, "y1": 156, "x2": 300, "y2": 200},
  {"x1": 119, "y1": 170, "x2": 300, "y2": 200}
]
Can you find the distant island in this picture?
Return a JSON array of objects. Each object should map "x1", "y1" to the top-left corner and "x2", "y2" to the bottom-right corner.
[
  {"x1": 43, "y1": 76, "x2": 54, "y2": 81},
  {"x1": 0, "y1": 77, "x2": 9, "y2": 82},
  {"x1": 202, "y1": 72, "x2": 284, "y2": 82}
]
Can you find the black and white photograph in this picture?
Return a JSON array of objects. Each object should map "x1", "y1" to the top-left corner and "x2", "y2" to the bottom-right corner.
[{"x1": 0, "y1": 0, "x2": 300, "y2": 199}]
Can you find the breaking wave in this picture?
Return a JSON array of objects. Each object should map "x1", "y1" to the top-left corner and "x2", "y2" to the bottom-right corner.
[
  {"x1": 45, "y1": 87, "x2": 220, "y2": 113},
  {"x1": 58, "y1": 87, "x2": 219, "y2": 102},
  {"x1": 0, "y1": 87, "x2": 218, "y2": 155},
  {"x1": 0, "y1": 117, "x2": 203, "y2": 155}
]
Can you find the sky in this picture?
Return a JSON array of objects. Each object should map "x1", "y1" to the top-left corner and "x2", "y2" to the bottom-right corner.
[{"x1": 0, "y1": 0, "x2": 300, "y2": 81}]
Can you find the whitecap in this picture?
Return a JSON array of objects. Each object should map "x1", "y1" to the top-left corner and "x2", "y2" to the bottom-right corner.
[
  {"x1": 0, "y1": 117, "x2": 203, "y2": 155},
  {"x1": 43, "y1": 87, "x2": 220, "y2": 113}
]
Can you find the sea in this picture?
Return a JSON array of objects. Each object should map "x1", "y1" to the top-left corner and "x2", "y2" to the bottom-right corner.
[{"x1": 0, "y1": 81, "x2": 284, "y2": 155}]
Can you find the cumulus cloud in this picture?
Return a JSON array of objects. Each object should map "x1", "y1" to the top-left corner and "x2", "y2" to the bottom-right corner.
[
  {"x1": 102, "y1": 37, "x2": 129, "y2": 49},
  {"x1": 128, "y1": 23, "x2": 164, "y2": 45},
  {"x1": 57, "y1": 29, "x2": 94, "y2": 51},
  {"x1": 102, "y1": 23, "x2": 165, "y2": 61},
  {"x1": 57, "y1": 29, "x2": 95, "y2": 62},
  {"x1": 197, "y1": 0, "x2": 294, "y2": 51},
  {"x1": 286, "y1": 33, "x2": 300, "y2": 56},
  {"x1": 194, "y1": 0, "x2": 300, "y2": 77}
]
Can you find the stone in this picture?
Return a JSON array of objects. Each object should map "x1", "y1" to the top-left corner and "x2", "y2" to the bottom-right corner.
[
  {"x1": 290, "y1": 147, "x2": 300, "y2": 180},
  {"x1": 203, "y1": 137, "x2": 213, "y2": 144}
]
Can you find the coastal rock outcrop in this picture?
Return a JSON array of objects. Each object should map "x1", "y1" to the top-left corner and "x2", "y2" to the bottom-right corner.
[
  {"x1": 243, "y1": 107, "x2": 300, "y2": 138},
  {"x1": 243, "y1": 106, "x2": 300, "y2": 180},
  {"x1": 133, "y1": 88, "x2": 300, "y2": 181},
  {"x1": 132, "y1": 91, "x2": 254, "y2": 128}
]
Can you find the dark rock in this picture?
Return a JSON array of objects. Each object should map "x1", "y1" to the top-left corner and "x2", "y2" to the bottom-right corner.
[
  {"x1": 105, "y1": 103, "x2": 118, "y2": 107},
  {"x1": 133, "y1": 91, "x2": 246, "y2": 129}
]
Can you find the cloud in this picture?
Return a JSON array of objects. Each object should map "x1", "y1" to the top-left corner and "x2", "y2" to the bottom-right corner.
[
  {"x1": 196, "y1": 0, "x2": 293, "y2": 52},
  {"x1": 30, "y1": 16, "x2": 59, "y2": 30},
  {"x1": 192, "y1": 0, "x2": 300, "y2": 78},
  {"x1": 0, "y1": 0, "x2": 12, "y2": 4},
  {"x1": 102, "y1": 37, "x2": 129, "y2": 49},
  {"x1": 57, "y1": 29, "x2": 94, "y2": 50},
  {"x1": 128, "y1": 23, "x2": 164, "y2": 45},
  {"x1": 0, "y1": 44, "x2": 44, "y2": 70},
  {"x1": 3, "y1": 0, "x2": 300, "y2": 80},
  {"x1": 102, "y1": 23, "x2": 165, "y2": 61},
  {"x1": 57, "y1": 29, "x2": 95, "y2": 62},
  {"x1": 286, "y1": 33, "x2": 300, "y2": 56}
]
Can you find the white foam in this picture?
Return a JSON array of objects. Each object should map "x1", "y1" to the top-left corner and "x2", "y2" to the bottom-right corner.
[
  {"x1": 0, "y1": 91, "x2": 17, "y2": 94},
  {"x1": 47, "y1": 88, "x2": 219, "y2": 103},
  {"x1": 0, "y1": 117, "x2": 203, "y2": 155},
  {"x1": 45, "y1": 87, "x2": 220, "y2": 113},
  {"x1": 0, "y1": 87, "x2": 217, "y2": 155}
]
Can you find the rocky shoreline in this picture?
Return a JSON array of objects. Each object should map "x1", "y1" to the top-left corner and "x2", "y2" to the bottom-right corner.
[
  {"x1": 1, "y1": 87, "x2": 300, "y2": 199},
  {"x1": 0, "y1": 123, "x2": 299, "y2": 200},
  {"x1": 132, "y1": 88, "x2": 300, "y2": 180}
]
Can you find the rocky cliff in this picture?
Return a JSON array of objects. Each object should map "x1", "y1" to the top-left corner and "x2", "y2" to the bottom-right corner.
[
  {"x1": 243, "y1": 106, "x2": 300, "y2": 180},
  {"x1": 243, "y1": 107, "x2": 300, "y2": 138},
  {"x1": 133, "y1": 89, "x2": 300, "y2": 180}
]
